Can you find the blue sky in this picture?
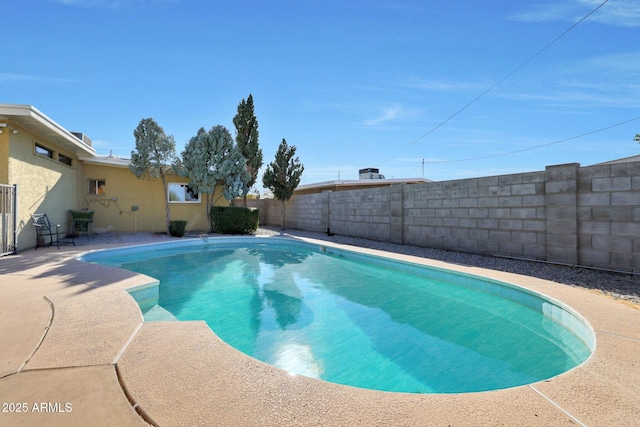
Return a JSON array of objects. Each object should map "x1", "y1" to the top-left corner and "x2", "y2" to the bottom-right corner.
[{"x1": 3, "y1": 0, "x2": 640, "y2": 191}]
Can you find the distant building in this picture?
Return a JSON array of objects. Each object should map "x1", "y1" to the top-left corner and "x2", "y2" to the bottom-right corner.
[
  {"x1": 593, "y1": 154, "x2": 640, "y2": 165},
  {"x1": 295, "y1": 177, "x2": 431, "y2": 195}
]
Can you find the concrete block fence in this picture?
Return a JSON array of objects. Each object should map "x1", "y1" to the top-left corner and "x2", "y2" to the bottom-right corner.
[{"x1": 240, "y1": 161, "x2": 640, "y2": 273}]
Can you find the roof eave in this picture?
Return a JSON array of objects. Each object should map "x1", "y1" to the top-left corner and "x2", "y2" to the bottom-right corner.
[
  {"x1": 0, "y1": 103, "x2": 96, "y2": 157},
  {"x1": 78, "y1": 155, "x2": 132, "y2": 168}
]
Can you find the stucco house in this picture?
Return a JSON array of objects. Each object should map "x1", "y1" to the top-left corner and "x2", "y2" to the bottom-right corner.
[{"x1": 0, "y1": 103, "x2": 226, "y2": 252}]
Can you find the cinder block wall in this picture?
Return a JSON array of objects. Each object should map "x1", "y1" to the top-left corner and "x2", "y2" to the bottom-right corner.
[
  {"x1": 285, "y1": 193, "x2": 327, "y2": 232},
  {"x1": 403, "y1": 170, "x2": 548, "y2": 259},
  {"x1": 327, "y1": 187, "x2": 393, "y2": 241},
  {"x1": 577, "y1": 161, "x2": 640, "y2": 271},
  {"x1": 246, "y1": 161, "x2": 640, "y2": 273}
]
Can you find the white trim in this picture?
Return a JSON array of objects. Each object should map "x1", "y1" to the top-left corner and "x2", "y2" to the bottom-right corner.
[
  {"x1": 168, "y1": 182, "x2": 200, "y2": 204},
  {"x1": 79, "y1": 155, "x2": 131, "y2": 168},
  {"x1": 0, "y1": 104, "x2": 96, "y2": 157}
]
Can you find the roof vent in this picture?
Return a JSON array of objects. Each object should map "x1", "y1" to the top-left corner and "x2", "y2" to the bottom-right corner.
[{"x1": 359, "y1": 167, "x2": 385, "y2": 180}]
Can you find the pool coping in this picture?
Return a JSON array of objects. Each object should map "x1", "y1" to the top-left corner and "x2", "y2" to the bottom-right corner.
[{"x1": 1, "y1": 233, "x2": 639, "y2": 426}]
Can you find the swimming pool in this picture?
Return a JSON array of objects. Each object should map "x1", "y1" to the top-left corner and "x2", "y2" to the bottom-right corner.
[{"x1": 80, "y1": 237, "x2": 594, "y2": 394}]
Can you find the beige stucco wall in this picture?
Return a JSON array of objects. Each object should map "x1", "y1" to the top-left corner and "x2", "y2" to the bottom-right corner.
[
  {"x1": 2, "y1": 106, "x2": 241, "y2": 250},
  {"x1": 0, "y1": 125, "x2": 9, "y2": 183},
  {"x1": 81, "y1": 163, "x2": 228, "y2": 233},
  {"x1": 8, "y1": 129, "x2": 82, "y2": 250},
  {"x1": 6, "y1": 131, "x2": 231, "y2": 250}
]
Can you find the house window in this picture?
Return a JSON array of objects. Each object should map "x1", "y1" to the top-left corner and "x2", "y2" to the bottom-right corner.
[
  {"x1": 168, "y1": 183, "x2": 199, "y2": 203},
  {"x1": 88, "y1": 179, "x2": 106, "y2": 196},
  {"x1": 35, "y1": 143, "x2": 54, "y2": 159},
  {"x1": 58, "y1": 153, "x2": 73, "y2": 166}
]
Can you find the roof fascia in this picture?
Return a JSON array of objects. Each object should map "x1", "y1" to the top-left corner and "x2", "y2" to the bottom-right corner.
[{"x1": 0, "y1": 103, "x2": 96, "y2": 157}]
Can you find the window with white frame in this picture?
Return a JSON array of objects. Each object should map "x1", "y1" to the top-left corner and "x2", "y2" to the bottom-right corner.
[
  {"x1": 168, "y1": 183, "x2": 200, "y2": 203},
  {"x1": 88, "y1": 179, "x2": 106, "y2": 196}
]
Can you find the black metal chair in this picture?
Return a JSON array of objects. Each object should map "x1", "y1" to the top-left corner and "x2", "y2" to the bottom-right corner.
[{"x1": 31, "y1": 213, "x2": 75, "y2": 249}]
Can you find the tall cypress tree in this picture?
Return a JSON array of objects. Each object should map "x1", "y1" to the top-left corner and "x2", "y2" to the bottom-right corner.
[
  {"x1": 262, "y1": 138, "x2": 304, "y2": 230},
  {"x1": 233, "y1": 94, "x2": 262, "y2": 205}
]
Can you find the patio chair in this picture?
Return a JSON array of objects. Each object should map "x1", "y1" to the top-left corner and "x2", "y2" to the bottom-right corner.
[{"x1": 31, "y1": 213, "x2": 75, "y2": 249}]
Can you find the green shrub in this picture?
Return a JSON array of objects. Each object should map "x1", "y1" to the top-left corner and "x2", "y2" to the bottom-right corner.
[
  {"x1": 211, "y1": 206, "x2": 259, "y2": 234},
  {"x1": 169, "y1": 220, "x2": 188, "y2": 237}
]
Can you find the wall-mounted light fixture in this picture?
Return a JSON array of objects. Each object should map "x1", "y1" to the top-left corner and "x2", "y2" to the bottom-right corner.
[{"x1": 0, "y1": 123, "x2": 19, "y2": 134}]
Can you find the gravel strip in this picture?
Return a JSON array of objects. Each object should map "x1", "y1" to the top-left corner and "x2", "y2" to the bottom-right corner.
[{"x1": 82, "y1": 228, "x2": 640, "y2": 306}]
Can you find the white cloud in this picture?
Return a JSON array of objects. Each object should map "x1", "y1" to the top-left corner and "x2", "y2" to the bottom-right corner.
[
  {"x1": 509, "y1": 2, "x2": 583, "y2": 22},
  {"x1": 364, "y1": 105, "x2": 404, "y2": 126},
  {"x1": 398, "y1": 75, "x2": 486, "y2": 93},
  {"x1": 0, "y1": 73, "x2": 75, "y2": 84},
  {"x1": 582, "y1": 0, "x2": 640, "y2": 27},
  {"x1": 499, "y1": 83, "x2": 640, "y2": 108},
  {"x1": 363, "y1": 104, "x2": 424, "y2": 126},
  {"x1": 510, "y1": 0, "x2": 640, "y2": 28},
  {"x1": 53, "y1": 0, "x2": 118, "y2": 6},
  {"x1": 495, "y1": 51, "x2": 640, "y2": 108},
  {"x1": 581, "y1": 52, "x2": 640, "y2": 76},
  {"x1": 51, "y1": 0, "x2": 179, "y2": 9},
  {"x1": 0, "y1": 73, "x2": 38, "y2": 82}
]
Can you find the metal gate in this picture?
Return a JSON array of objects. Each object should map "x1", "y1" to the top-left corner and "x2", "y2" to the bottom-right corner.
[{"x1": 1, "y1": 184, "x2": 17, "y2": 256}]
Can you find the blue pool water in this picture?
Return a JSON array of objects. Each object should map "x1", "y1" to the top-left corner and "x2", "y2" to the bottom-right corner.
[{"x1": 81, "y1": 238, "x2": 593, "y2": 394}]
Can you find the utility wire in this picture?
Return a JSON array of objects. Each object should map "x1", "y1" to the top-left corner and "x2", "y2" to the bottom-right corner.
[
  {"x1": 425, "y1": 114, "x2": 640, "y2": 164},
  {"x1": 375, "y1": 1, "x2": 438, "y2": 56},
  {"x1": 375, "y1": 0, "x2": 610, "y2": 167}
]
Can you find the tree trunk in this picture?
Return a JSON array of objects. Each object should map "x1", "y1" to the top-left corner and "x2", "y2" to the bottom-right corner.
[
  {"x1": 281, "y1": 199, "x2": 286, "y2": 230},
  {"x1": 160, "y1": 171, "x2": 171, "y2": 235},
  {"x1": 206, "y1": 192, "x2": 213, "y2": 232}
]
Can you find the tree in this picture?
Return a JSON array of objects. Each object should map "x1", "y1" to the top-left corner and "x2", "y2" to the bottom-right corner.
[
  {"x1": 130, "y1": 118, "x2": 177, "y2": 235},
  {"x1": 233, "y1": 94, "x2": 262, "y2": 206},
  {"x1": 262, "y1": 138, "x2": 304, "y2": 230},
  {"x1": 634, "y1": 133, "x2": 639, "y2": 143},
  {"x1": 178, "y1": 125, "x2": 250, "y2": 230}
]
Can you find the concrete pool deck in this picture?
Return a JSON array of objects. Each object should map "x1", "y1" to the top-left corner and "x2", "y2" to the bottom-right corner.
[{"x1": 1, "y1": 234, "x2": 639, "y2": 426}]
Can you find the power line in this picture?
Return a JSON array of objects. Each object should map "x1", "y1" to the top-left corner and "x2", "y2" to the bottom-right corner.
[
  {"x1": 424, "y1": 114, "x2": 640, "y2": 164},
  {"x1": 375, "y1": 0, "x2": 610, "y2": 167},
  {"x1": 376, "y1": 1, "x2": 438, "y2": 56}
]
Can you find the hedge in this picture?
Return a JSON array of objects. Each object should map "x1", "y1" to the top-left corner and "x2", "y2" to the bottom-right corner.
[
  {"x1": 169, "y1": 220, "x2": 188, "y2": 237},
  {"x1": 211, "y1": 206, "x2": 259, "y2": 234}
]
